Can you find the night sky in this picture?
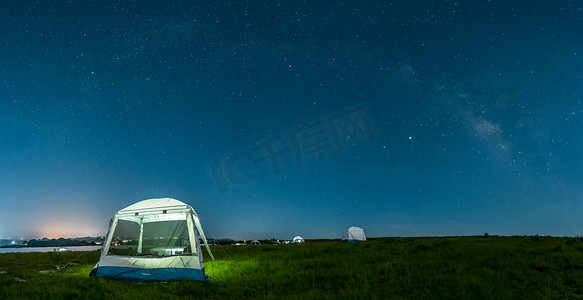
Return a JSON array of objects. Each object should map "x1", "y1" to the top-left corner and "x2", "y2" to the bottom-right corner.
[{"x1": 1, "y1": 1, "x2": 582, "y2": 240}]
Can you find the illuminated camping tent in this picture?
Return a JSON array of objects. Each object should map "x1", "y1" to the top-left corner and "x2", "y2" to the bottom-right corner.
[
  {"x1": 292, "y1": 236, "x2": 305, "y2": 243},
  {"x1": 342, "y1": 226, "x2": 366, "y2": 242},
  {"x1": 90, "y1": 198, "x2": 214, "y2": 282}
]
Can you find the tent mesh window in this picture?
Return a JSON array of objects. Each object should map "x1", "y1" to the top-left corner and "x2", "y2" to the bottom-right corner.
[{"x1": 108, "y1": 218, "x2": 191, "y2": 257}]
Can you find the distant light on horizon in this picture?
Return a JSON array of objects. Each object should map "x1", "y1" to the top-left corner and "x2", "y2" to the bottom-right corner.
[
  {"x1": 31, "y1": 217, "x2": 105, "y2": 239},
  {"x1": 36, "y1": 223, "x2": 101, "y2": 239}
]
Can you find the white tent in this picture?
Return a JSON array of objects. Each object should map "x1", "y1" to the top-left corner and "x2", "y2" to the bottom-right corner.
[
  {"x1": 292, "y1": 236, "x2": 305, "y2": 243},
  {"x1": 90, "y1": 198, "x2": 214, "y2": 282},
  {"x1": 342, "y1": 226, "x2": 366, "y2": 243},
  {"x1": 250, "y1": 240, "x2": 261, "y2": 245}
]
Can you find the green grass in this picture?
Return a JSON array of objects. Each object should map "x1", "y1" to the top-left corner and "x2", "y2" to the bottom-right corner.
[{"x1": 2, "y1": 236, "x2": 583, "y2": 299}]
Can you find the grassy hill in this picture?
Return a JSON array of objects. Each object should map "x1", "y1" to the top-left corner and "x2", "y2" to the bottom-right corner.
[{"x1": 1, "y1": 236, "x2": 583, "y2": 299}]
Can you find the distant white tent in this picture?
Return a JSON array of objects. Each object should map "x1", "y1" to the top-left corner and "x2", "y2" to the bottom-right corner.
[
  {"x1": 250, "y1": 240, "x2": 261, "y2": 245},
  {"x1": 342, "y1": 226, "x2": 366, "y2": 243},
  {"x1": 292, "y1": 236, "x2": 305, "y2": 243},
  {"x1": 90, "y1": 198, "x2": 214, "y2": 282}
]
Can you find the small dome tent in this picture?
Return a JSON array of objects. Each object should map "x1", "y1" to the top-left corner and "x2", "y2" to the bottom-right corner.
[
  {"x1": 342, "y1": 226, "x2": 366, "y2": 243},
  {"x1": 90, "y1": 198, "x2": 214, "y2": 282},
  {"x1": 292, "y1": 236, "x2": 305, "y2": 243}
]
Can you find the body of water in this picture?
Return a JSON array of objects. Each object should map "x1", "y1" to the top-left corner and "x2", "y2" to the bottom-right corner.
[{"x1": 0, "y1": 245, "x2": 102, "y2": 254}]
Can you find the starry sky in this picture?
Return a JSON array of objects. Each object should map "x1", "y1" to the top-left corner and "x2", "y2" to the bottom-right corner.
[{"x1": 1, "y1": 1, "x2": 582, "y2": 240}]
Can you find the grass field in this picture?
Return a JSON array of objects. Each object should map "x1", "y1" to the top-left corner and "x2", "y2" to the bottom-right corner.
[{"x1": 1, "y1": 236, "x2": 583, "y2": 299}]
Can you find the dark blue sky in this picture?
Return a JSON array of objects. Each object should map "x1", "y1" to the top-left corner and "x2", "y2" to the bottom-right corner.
[{"x1": 1, "y1": 1, "x2": 582, "y2": 240}]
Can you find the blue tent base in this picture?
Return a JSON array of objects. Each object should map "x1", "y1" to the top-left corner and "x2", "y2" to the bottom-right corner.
[{"x1": 90, "y1": 266, "x2": 207, "y2": 282}]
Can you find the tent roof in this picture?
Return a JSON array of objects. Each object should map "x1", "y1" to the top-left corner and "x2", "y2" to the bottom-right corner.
[
  {"x1": 293, "y1": 236, "x2": 304, "y2": 240},
  {"x1": 118, "y1": 198, "x2": 190, "y2": 213},
  {"x1": 345, "y1": 226, "x2": 364, "y2": 231}
]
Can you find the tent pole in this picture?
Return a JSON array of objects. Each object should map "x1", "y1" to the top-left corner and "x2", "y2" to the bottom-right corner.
[
  {"x1": 137, "y1": 220, "x2": 143, "y2": 255},
  {"x1": 102, "y1": 217, "x2": 118, "y2": 256},
  {"x1": 193, "y1": 216, "x2": 214, "y2": 260},
  {"x1": 197, "y1": 222, "x2": 215, "y2": 261}
]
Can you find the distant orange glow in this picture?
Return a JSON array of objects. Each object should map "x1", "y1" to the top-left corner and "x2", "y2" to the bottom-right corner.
[
  {"x1": 24, "y1": 202, "x2": 108, "y2": 239},
  {"x1": 36, "y1": 221, "x2": 101, "y2": 238}
]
